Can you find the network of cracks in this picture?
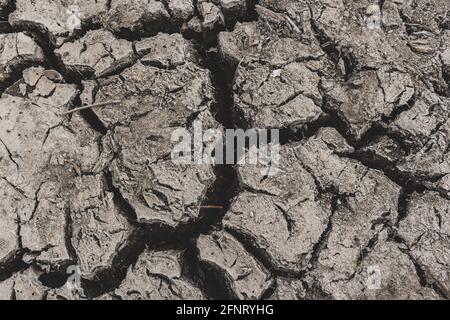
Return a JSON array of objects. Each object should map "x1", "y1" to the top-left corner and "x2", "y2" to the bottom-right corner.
[{"x1": 0, "y1": 0, "x2": 449, "y2": 300}]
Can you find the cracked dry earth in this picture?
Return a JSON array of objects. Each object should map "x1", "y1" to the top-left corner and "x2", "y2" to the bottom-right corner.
[{"x1": 0, "y1": 0, "x2": 449, "y2": 301}]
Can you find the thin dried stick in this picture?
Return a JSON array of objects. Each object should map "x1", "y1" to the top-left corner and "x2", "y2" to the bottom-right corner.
[
  {"x1": 60, "y1": 100, "x2": 121, "y2": 116},
  {"x1": 191, "y1": 205, "x2": 224, "y2": 209}
]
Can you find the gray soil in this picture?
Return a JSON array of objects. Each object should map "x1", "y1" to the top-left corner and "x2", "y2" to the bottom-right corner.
[{"x1": 0, "y1": 0, "x2": 449, "y2": 300}]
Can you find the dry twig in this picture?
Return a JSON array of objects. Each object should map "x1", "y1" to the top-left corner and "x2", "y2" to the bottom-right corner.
[{"x1": 60, "y1": 100, "x2": 121, "y2": 115}]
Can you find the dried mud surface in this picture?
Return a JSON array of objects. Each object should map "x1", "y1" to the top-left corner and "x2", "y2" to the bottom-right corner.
[{"x1": 0, "y1": 0, "x2": 449, "y2": 300}]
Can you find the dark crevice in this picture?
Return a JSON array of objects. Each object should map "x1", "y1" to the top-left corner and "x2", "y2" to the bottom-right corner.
[
  {"x1": 274, "y1": 203, "x2": 294, "y2": 238},
  {"x1": 12, "y1": 22, "x2": 60, "y2": 63},
  {"x1": 310, "y1": 13, "x2": 340, "y2": 65},
  {"x1": 79, "y1": 161, "x2": 238, "y2": 298},
  {"x1": 0, "y1": 137, "x2": 19, "y2": 169},
  {"x1": 440, "y1": 19, "x2": 450, "y2": 30},
  {"x1": 316, "y1": 83, "x2": 440, "y2": 206},
  {"x1": 319, "y1": 96, "x2": 415, "y2": 153},
  {"x1": 57, "y1": 54, "x2": 139, "y2": 83},
  {"x1": 0, "y1": 251, "x2": 29, "y2": 282},
  {"x1": 6, "y1": 18, "x2": 112, "y2": 137},
  {"x1": 342, "y1": 147, "x2": 434, "y2": 228},
  {"x1": 53, "y1": 17, "x2": 104, "y2": 49},
  {"x1": 303, "y1": 280, "x2": 333, "y2": 300},
  {"x1": 381, "y1": 87, "x2": 417, "y2": 123},
  {"x1": 39, "y1": 271, "x2": 70, "y2": 289},
  {"x1": 443, "y1": 66, "x2": 450, "y2": 93},
  {"x1": 179, "y1": 23, "x2": 287, "y2": 297},
  {"x1": 63, "y1": 207, "x2": 78, "y2": 266},
  {"x1": 271, "y1": 114, "x2": 324, "y2": 145},
  {"x1": 187, "y1": 0, "x2": 261, "y2": 48},
  {"x1": 182, "y1": 242, "x2": 235, "y2": 300},
  {"x1": 196, "y1": 165, "x2": 239, "y2": 234},
  {"x1": 317, "y1": 98, "x2": 356, "y2": 144},
  {"x1": 260, "y1": 280, "x2": 277, "y2": 300},
  {"x1": 80, "y1": 108, "x2": 108, "y2": 135},
  {"x1": 196, "y1": 40, "x2": 243, "y2": 129},
  {"x1": 355, "y1": 233, "x2": 380, "y2": 271},
  {"x1": 409, "y1": 259, "x2": 448, "y2": 299},
  {"x1": 222, "y1": 0, "x2": 261, "y2": 30},
  {"x1": 10, "y1": 13, "x2": 104, "y2": 49},
  {"x1": 340, "y1": 49, "x2": 357, "y2": 81},
  {"x1": 245, "y1": 0, "x2": 261, "y2": 22},
  {"x1": 0, "y1": 0, "x2": 15, "y2": 33},
  {"x1": 396, "y1": 185, "x2": 414, "y2": 226},
  {"x1": 344, "y1": 149, "x2": 429, "y2": 208},
  {"x1": 0, "y1": 58, "x2": 49, "y2": 95},
  {"x1": 224, "y1": 225, "x2": 303, "y2": 279},
  {"x1": 61, "y1": 43, "x2": 242, "y2": 299},
  {"x1": 80, "y1": 200, "x2": 247, "y2": 300},
  {"x1": 398, "y1": 9, "x2": 414, "y2": 35},
  {"x1": 395, "y1": 241, "x2": 449, "y2": 300},
  {"x1": 104, "y1": 170, "x2": 138, "y2": 222},
  {"x1": 307, "y1": 193, "x2": 339, "y2": 270},
  {"x1": 81, "y1": 228, "x2": 146, "y2": 298},
  {"x1": 68, "y1": 85, "x2": 108, "y2": 136},
  {"x1": 105, "y1": 17, "x2": 179, "y2": 42}
]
